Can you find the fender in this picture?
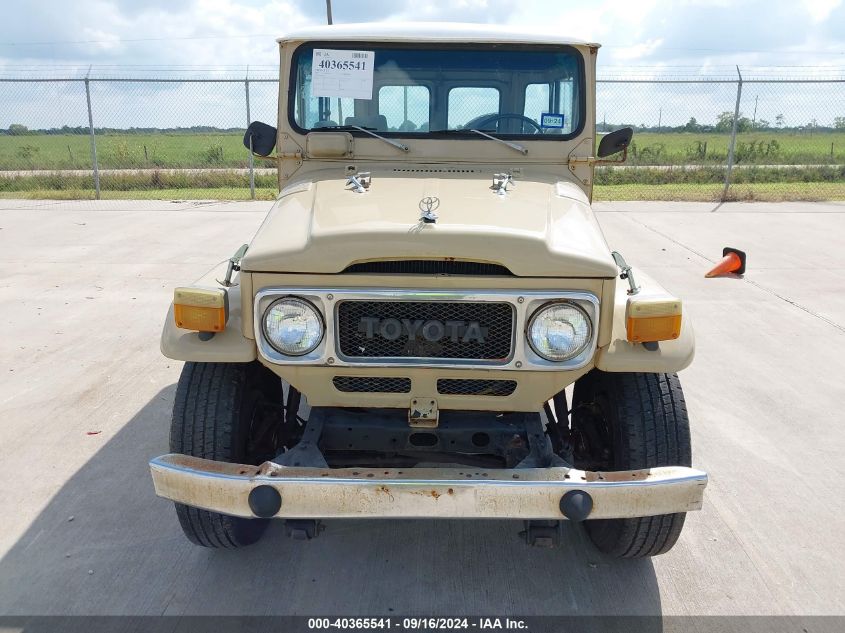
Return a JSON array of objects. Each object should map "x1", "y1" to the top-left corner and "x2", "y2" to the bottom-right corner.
[
  {"x1": 160, "y1": 260, "x2": 256, "y2": 363},
  {"x1": 595, "y1": 268, "x2": 695, "y2": 373}
]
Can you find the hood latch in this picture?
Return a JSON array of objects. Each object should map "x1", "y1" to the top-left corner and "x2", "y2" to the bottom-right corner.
[
  {"x1": 492, "y1": 173, "x2": 514, "y2": 196},
  {"x1": 346, "y1": 172, "x2": 371, "y2": 193}
]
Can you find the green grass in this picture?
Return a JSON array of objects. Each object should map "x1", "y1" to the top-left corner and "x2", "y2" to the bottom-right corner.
[
  {"x1": 595, "y1": 165, "x2": 845, "y2": 186},
  {"x1": 2, "y1": 130, "x2": 845, "y2": 171},
  {"x1": 0, "y1": 171, "x2": 277, "y2": 193},
  {"x1": 593, "y1": 181, "x2": 845, "y2": 202},
  {"x1": 0, "y1": 132, "x2": 249, "y2": 170},
  {"x1": 627, "y1": 131, "x2": 845, "y2": 165},
  {"x1": 4, "y1": 181, "x2": 841, "y2": 202},
  {"x1": 0, "y1": 188, "x2": 278, "y2": 200},
  {"x1": 1, "y1": 129, "x2": 843, "y2": 202}
]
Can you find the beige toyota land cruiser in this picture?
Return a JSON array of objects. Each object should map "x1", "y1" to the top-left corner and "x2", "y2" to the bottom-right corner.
[{"x1": 149, "y1": 22, "x2": 707, "y2": 557}]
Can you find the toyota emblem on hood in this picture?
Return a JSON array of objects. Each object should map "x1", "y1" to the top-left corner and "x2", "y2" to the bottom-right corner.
[{"x1": 419, "y1": 196, "x2": 440, "y2": 223}]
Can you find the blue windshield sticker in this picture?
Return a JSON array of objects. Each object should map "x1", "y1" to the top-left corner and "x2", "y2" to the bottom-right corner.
[{"x1": 541, "y1": 113, "x2": 565, "y2": 128}]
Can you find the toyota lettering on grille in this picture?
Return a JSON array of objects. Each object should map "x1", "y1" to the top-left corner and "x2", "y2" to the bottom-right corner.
[{"x1": 359, "y1": 317, "x2": 487, "y2": 344}]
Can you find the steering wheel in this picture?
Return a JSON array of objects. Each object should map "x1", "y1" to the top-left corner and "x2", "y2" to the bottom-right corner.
[{"x1": 467, "y1": 113, "x2": 544, "y2": 135}]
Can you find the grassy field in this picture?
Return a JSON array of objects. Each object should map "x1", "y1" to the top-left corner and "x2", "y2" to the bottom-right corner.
[
  {"x1": 1, "y1": 129, "x2": 843, "y2": 201},
  {"x1": 0, "y1": 188, "x2": 278, "y2": 201},
  {"x1": 3, "y1": 182, "x2": 842, "y2": 202},
  {"x1": 0, "y1": 133, "x2": 250, "y2": 170},
  {"x1": 594, "y1": 182, "x2": 845, "y2": 202},
  {"x1": 627, "y1": 131, "x2": 845, "y2": 165},
  {"x1": 2, "y1": 130, "x2": 845, "y2": 171}
]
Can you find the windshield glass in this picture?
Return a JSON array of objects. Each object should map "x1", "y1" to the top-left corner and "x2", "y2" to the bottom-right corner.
[{"x1": 290, "y1": 44, "x2": 583, "y2": 138}]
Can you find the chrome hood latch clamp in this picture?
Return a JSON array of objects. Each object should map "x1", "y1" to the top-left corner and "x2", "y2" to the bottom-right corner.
[
  {"x1": 346, "y1": 172, "x2": 371, "y2": 193},
  {"x1": 493, "y1": 173, "x2": 514, "y2": 196},
  {"x1": 612, "y1": 251, "x2": 641, "y2": 295},
  {"x1": 217, "y1": 243, "x2": 249, "y2": 288}
]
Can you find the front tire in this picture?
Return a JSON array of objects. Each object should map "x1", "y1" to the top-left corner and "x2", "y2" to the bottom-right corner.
[
  {"x1": 571, "y1": 370, "x2": 692, "y2": 558},
  {"x1": 169, "y1": 361, "x2": 283, "y2": 548}
]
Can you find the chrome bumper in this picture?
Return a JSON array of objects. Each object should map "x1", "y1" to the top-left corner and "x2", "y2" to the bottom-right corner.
[{"x1": 149, "y1": 454, "x2": 707, "y2": 520}]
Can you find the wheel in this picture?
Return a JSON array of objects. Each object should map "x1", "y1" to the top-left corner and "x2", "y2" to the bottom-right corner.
[
  {"x1": 571, "y1": 370, "x2": 692, "y2": 558},
  {"x1": 169, "y1": 361, "x2": 283, "y2": 548}
]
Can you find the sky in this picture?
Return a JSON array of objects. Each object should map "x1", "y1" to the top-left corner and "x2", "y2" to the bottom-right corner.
[{"x1": 1, "y1": 0, "x2": 844, "y2": 129}]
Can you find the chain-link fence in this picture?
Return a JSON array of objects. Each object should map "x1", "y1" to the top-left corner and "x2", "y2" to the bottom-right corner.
[
  {"x1": 1, "y1": 68, "x2": 843, "y2": 202},
  {"x1": 595, "y1": 72, "x2": 845, "y2": 201},
  {"x1": 0, "y1": 68, "x2": 280, "y2": 201}
]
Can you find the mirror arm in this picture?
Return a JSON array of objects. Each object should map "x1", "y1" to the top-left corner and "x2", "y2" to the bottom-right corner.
[
  {"x1": 567, "y1": 147, "x2": 628, "y2": 168},
  {"x1": 594, "y1": 146, "x2": 628, "y2": 166},
  {"x1": 252, "y1": 151, "x2": 302, "y2": 162}
]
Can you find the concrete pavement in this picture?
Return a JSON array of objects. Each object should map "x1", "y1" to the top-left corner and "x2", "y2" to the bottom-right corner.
[{"x1": 0, "y1": 199, "x2": 843, "y2": 616}]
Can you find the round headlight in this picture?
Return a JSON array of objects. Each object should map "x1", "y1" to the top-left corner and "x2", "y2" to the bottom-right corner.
[
  {"x1": 262, "y1": 297, "x2": 324, "y2": 356},
  {"x1": 527, "y1": 302, "x2": 592, "y2": 362}
]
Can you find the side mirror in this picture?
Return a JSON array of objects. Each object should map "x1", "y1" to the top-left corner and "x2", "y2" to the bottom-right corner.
[
  {"x1": 597, "y1": 127, "x2": 633, "y2": 158},
  {"x1": 243, "y1": 121, "x2": 277, "y2": 157}
]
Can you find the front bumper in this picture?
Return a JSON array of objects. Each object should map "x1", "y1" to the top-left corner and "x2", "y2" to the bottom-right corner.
[{"x1": 149, "y1": 454, "x2": 707, "y2": 520}]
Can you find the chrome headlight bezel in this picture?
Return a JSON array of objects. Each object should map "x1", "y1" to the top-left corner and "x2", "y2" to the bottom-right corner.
[
  {"x1": 526, "y1": 301, "x2": 593, "y2": 362},
  {"x1": 262, "y1": 296, "x2": 325, "y2": 357}
]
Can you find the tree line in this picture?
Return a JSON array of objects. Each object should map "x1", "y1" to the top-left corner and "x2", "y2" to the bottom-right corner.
[
  {"x1": 3, "y1": 124, "x2": 246, "y2": 136},
  {"x1": 600, "y1": 113, "x2": 845, "y2": 134},
  {"x1": 5, "y1": 116, "x2": 845, "y2": 136}
]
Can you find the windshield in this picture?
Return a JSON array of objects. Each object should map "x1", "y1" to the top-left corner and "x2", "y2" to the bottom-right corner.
[{"x1": 290, "y1": 43, "x2": 584, "y2": 138}]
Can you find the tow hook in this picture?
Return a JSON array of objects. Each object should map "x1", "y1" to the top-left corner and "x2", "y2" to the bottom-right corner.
[
  {"x1": 285, "y1": 519, "x2": 323, "y2": 540},
  {"x1": 520, "y1": 520, "x2": 562, "y2": 548}
]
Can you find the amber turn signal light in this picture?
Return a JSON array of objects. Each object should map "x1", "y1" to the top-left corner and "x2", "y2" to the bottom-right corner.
[
  {"x1": 173, "y1": 287, "x2": 228, "y2": 333},
  {"x1": 626, "y1": 296, "x2": 682, "y2": 343}
]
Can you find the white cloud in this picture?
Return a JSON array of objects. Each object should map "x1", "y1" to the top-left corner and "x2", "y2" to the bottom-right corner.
[
  {"x1": 804, "y1": 0, "x2": 842, "y2": 21},
  {"x1": 1, "y1": 0, "x2": 843, "y2": 70},
  {"x1": 1, "y1": 0, "x2": 843, "y2": 130}
]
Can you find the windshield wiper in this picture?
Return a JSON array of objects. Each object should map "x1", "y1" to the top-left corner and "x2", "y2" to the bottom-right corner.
[
  {"x1": 431, "y1": 128, "x2": 528, "y2": 155},
  {"x1": 312, "y1": 125, "x2": 409, "y2": 153}
]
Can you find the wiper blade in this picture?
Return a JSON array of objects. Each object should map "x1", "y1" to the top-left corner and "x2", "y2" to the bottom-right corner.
[
  {"x1": 430, "y1": 128, "x2": 496, "y2": 134},
  {"x1": 312, "y1": 125, "x2": 377, "y2": 131},
  {"x1": 312, "y1": 125, "x2": 408, "y2": 152},
  {"x1": 430, "y1": 128, "x2": 527, "y2": 155}
]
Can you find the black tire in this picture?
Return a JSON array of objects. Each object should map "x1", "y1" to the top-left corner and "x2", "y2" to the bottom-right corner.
[
  {"x1": 571, "y1": 370, "x2": 691, "y2": 558},
  {"x1": 169, "y1": 361, "x2": 283, "y2": 548}
]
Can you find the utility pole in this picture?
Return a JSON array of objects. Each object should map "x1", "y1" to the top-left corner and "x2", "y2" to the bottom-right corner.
[
  {"x1": 752, "y1": 95, "x2": 758, "y2": 129},
  {"x1": 723, "y1": 65, "x2": 743, "y2": 201},
  {"x1": 84, "y1": 65, "x2": 100, "y2": 200},
  {"x1": 326, "y1": 0, "x2": 333, "y2": 24},
  {"x1": 657, "y1": 108, "x2": 662, "y2": 131}
]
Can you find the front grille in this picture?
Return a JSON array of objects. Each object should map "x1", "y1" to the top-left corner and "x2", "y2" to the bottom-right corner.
[
  {"x1": 437, "y1": 379, "x2": 517, "y2": 396},
  {"x1": 333, "y1": 376, "x2": 412, "y2": 393},
  {"x1": 342, "y1": 260, "x2": 513, "y2": 276},
  {"x1": 336, "y1": 301, "x2": 514, "y2": 361}
]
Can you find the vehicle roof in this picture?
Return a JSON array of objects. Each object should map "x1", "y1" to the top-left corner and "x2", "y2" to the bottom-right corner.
[{"x1": 278, "y1": 22, "x2": 598, "y2": 47}]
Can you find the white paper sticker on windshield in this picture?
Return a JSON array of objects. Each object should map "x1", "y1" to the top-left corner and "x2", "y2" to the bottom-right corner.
[{"x1": 311, "y1": 49, "x2": 374, "y2": 100}]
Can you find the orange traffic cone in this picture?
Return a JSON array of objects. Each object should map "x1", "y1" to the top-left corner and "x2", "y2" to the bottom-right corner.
[{"x1": 705, "y1": 247, "x2": 746, "y2": 278}]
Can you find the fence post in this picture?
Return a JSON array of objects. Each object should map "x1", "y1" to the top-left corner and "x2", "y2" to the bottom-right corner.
[
  {"x1": 84, "y1": 74, "x2": 101, "y2": 200},
  {"x1": 245, "y1": 76, "x2": 255, "y2": 200},
  {"x1": 722, "y1": 65, "x2": 743, "y2": 201}
]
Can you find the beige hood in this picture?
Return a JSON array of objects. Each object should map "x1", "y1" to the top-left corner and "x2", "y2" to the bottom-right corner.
[{"x1": 242, "y1": 175, "x2": 617, "y2": 278}]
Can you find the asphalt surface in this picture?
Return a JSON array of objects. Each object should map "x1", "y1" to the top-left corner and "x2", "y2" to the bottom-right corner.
[{"x1": 0, "y1": 198, "x2": 843, "y2": 617}]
